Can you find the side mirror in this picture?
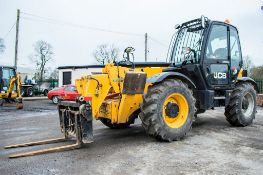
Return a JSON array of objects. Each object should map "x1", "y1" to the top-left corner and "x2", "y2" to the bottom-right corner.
[{"x1": 201, "y1": 15, "x2": 206, "y2": 28}]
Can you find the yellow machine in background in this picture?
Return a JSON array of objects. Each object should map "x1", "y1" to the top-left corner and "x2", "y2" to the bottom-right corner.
[{"x1": 0, "y1": 66, "x2": 23, "y2": 109}]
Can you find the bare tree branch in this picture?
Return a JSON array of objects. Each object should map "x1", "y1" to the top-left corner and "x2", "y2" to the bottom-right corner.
[
  {"x1": 30, "y1": 40, "x2": 54, "y2": 81},
  {"x1": 93, "y1": 44, "x2": 119, "y2": 65},
  {"x1": 243, "y1": 55, "x2": 254, "y2": 75}
]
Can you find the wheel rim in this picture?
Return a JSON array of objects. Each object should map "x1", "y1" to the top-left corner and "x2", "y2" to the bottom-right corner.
[
  {"x1": 242, "y1": 92, "x2": 254, "y2": 118},
  {"x1": 28, "y1": 89, "x2": 33, "y2": 96},
  {"x1": 163, "y1": 93, "x2": 189, "y2": 128},
  {"x1": 53, "y1": 96, "x2": 58, "y2": 104}
]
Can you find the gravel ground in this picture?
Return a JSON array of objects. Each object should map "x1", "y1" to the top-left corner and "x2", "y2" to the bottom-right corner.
[{"x1": 0, "y1": 100, "x2": 263, "y2": 175}]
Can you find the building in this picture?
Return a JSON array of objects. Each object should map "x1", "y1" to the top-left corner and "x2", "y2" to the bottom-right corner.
[{"x1": 57, "y1": 65, "x2": 104, "y2": 87}]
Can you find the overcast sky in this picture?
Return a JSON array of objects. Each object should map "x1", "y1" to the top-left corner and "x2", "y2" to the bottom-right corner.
[{"x1": 0, "y1": 0, "x2": 262, "y2": 69}]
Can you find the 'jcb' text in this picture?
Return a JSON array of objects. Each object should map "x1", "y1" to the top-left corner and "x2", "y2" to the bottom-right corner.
[{"x1": 214, "y1": 72, "x2": 227, "y2": 79}]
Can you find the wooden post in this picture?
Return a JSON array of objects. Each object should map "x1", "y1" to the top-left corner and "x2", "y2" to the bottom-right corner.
[
  {"x1": 145, "y1": 33, "x2": 148, "y2": 62},
  {"x1": 14, "y1": 9, "x2": 20, "y2": 69}
]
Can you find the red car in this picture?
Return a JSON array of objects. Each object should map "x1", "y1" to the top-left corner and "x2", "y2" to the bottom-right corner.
[{"x1": 47, "y1": 84, "x2": 79, "y2": 104}]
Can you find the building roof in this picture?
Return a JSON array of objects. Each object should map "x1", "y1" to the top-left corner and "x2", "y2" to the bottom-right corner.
[{"x1": 57, "y1": 65, "x2": 105, "y2": 70}]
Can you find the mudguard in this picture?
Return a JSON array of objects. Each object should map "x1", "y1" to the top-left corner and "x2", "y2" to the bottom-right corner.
[
  {"x1": 147, "y1": 72, "x2": 196, "y2": 88},
  {"x1": 237, "y1": 77, "x2": 259, "y2": 92}
]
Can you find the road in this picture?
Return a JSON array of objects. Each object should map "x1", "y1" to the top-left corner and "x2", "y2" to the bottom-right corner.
[{"x1": 0, "y1": 100, "x2": 263, "y2": 175}]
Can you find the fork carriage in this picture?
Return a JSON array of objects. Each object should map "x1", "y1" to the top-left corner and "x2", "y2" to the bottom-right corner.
[{"x1": 5, "y1": 101, "x2": 93, "y2": 158}]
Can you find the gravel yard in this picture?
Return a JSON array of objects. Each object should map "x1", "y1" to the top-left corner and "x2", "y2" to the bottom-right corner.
[{"x1": 0, "y1": 100, "x2": 262, "y2": 175}]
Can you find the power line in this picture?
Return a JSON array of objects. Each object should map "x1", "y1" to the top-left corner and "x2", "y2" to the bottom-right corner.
[
  {"x1": 148, "y1": 36, "x2": 168, "y2": 47},
  {"x1": 3, "y1": 22, "x2": 16, "y2": 39},
  {"x1": 20, "y1": 11, "x2": 143, "y2": 37}
]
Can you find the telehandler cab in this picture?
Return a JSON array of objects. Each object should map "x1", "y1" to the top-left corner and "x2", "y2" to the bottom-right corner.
[
  {"x1": 0, "y1": 66, "x2": 23, "y2": 109},
  {"x1": 5, "y1": 16, "x2": 257, "y2": 158}
]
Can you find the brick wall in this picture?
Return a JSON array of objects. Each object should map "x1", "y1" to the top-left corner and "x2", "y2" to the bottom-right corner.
[{"x1": 257, "y1": 94, "x2": 263, "y2": 107}]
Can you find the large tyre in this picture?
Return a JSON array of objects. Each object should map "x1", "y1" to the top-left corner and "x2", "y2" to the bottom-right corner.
[
  {"x1": 27, "y1": 87, "x2": 34, "y2": 97},
  {"x1": 100, "y1": 118, "x2": 131, "y2": 129},
  {"x1": 140, "y1": 79, "x2": 196, "y2": 141},
  {"x1": 225, "y1": 83, "x2": 256, "y2": 126},
  {"x1": 100, "y1": 110, "x2": 138, "y2": 129}
]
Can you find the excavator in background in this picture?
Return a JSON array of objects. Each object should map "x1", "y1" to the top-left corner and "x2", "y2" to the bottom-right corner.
[
  {"x1": 0, "y1": 66, "x2": 23, "y2": 109},
  {"x1": 5, "y1": 16, "x2": 258, "y2": 158}
]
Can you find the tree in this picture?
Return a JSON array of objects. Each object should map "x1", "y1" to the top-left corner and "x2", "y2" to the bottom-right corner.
[
  {"x1": 243, "y1": 55, "x2": 254, "y2": 75},
  {"x1": 30, "y1": 40, "x2": 53, "y2": 82},
  {"x1": 0, "y1": 38, "x2": 5, "y2": 54},
  {"x1": 250, "y1": 66, "x2": 263, "y2": 79},
  {"x1": 48, "y1": 69, "x2": 59, "y2": 80},
  {"x1": 93, "y1": 44, "x2": 119, "y2": 64}
]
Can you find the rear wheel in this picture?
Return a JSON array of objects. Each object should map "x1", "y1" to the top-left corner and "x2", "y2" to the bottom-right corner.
[
  {"x1": 140, "y1": 79, "x2": 195, "y2": 141},
  {"x1": 43, "y1": 89, "x2": 48, "y2": 96},
  {"x1": 27, "y1": 87, "x2": 33, "y2": 97},
  {"x1": 225, "y1": 83, "x2": 256, "y2": 126}
]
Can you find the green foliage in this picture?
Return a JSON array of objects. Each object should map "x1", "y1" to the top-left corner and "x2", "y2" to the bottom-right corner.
[{"x1": 250, "y1": 66, "x2": 263, "y2": 79}]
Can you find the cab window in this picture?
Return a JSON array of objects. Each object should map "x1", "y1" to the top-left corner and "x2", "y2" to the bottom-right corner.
[
  {"x1": 206, "y1": 25, "x2": 228, "y2": 59},
  {"x1": 230, "y1": 27, "x2": 241, "y2": 69},
  {"x1": 2, "y1": 68, "x2": 10, "y2": 79},
  {"x1": 64, "y1": 86, "x2": 76, "y2": 91}
]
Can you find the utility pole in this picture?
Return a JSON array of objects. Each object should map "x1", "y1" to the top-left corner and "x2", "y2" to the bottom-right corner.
[
  {"x1": 14, "y1": 9, "x2": 20, "y2": 69},
  {"x1": 144, "y1": 33, "x2": 148, "y2": 62}
]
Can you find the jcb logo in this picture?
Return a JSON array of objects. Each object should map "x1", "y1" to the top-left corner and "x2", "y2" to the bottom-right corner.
[{"x1": 214, "y1": 72, "x2": 226, "y2": 79}]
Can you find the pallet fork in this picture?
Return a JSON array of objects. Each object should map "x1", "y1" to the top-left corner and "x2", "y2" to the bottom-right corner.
[{"x1": 5, "y1": 101, "x2": 93, "y2": 158}]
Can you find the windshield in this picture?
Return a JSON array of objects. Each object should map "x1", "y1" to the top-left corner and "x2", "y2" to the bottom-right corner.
[
  {"x1": 1, "y1": 68, "x2": 16, "y2": 91},
  {"x1": 169, "y1": 19, "x2": 205, "y2": 64}
]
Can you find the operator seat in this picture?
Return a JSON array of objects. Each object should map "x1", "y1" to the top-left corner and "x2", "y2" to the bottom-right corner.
[{"x1": 214, "y1": 48, "x2": 227, "y2": 59}]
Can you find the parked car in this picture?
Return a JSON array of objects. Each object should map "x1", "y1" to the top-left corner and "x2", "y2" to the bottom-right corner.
[{"x1": 47, "y1": 84, "x2": 79, "y2": 104}]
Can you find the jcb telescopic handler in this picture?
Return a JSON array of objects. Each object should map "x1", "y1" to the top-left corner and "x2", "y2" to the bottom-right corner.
[{"x1": 6, "y1": 16, "x2": 257, "y2": 158}]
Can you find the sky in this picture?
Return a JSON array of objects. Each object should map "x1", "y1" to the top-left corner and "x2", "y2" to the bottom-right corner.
[{"x1": 0, "y1": 0, "x2": 262, "y2": 69}]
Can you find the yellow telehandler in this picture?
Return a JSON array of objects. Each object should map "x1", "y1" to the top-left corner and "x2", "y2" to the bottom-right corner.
[{"x1": 5, "y1": 16, "x2": 258, "y2": 158}]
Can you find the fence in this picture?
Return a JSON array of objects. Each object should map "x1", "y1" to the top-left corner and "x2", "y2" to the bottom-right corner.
[{"x1": 255, "y1": 79, "x2": 263, "y2": 94}]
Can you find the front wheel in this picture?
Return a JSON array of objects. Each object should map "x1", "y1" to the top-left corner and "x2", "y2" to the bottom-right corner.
[
  {"x1": 225, "y1": 83, "x2": 257, "y2": 126},
  {"x1": 52, "y1": 96, "x2": 59, "y2": 104},
  {"x1": 140, "y1": 79, "x2": 196, "y2": 141},
  {"x1": 99, "y1": 118, "x2": 131, "y2": 129}
]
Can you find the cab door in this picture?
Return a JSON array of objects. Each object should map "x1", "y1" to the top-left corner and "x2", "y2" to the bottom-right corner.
[
  {"x1": 202, "y1": 24, "x2": 230, "y2": 89},
  {"x1": 229, "y1": 26, "x2": 242, "y2": 81}
]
